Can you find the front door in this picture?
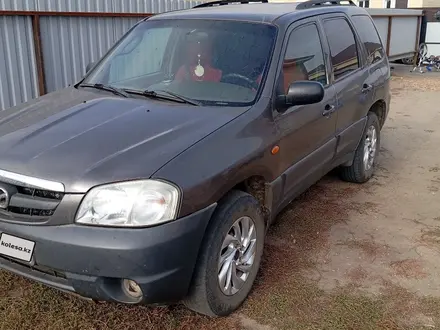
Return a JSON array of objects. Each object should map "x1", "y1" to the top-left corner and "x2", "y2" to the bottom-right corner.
[{"x1": 274, "y1": 18, "x2": 337, "y2": 205}]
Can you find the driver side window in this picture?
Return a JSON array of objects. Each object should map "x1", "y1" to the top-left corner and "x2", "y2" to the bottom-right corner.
[
  {"x1": 282, "y1": 23, "x2": 327, "y2": 94},
  {"x1": 109, "y1": 27, "x2": 172, "y2": 84}
]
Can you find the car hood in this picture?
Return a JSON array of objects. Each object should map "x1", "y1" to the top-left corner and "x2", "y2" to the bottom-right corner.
[{"x1": 0, "y1": 87, "x2": 245, "y2": 193}]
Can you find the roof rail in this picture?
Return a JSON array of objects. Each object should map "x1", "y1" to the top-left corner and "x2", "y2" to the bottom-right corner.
[
  {"x1": 193, "y1": 0, "x2": 268, "y2": 9},
  {"x1": 296, "y1": 0, "x2": 356, "y2": 10}
]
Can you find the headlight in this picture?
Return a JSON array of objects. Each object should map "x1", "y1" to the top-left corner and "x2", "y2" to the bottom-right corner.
[{"x1": 75, "y1": 180, "x2": 180, "y2": 227}]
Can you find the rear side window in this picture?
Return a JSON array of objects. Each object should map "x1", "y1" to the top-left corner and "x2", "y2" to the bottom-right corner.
[
  {"x1": 323, "y1": 18, "x2": 359, "y2": 80},
  {"x1": 351, "y1": 15, "x2": 384, "y2": 65}
]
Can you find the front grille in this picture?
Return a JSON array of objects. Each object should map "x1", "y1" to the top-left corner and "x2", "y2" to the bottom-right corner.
[
  {"x1": 9, "y1": 206, "x2": 56, "y2": 217},
  {"x1": 18, "y1": 186, "x2": 64, "y2": 200},
  {"x1": 6, "y1": 186, "x2": 64, "y2": 217},
  {"x1": 0, "y1": 170, "x2": 65, "y2": 222}
]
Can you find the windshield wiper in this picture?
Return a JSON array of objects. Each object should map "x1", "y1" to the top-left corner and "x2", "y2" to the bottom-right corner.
[
  {"x1": 126, "y1": 89, "x2": 200, "y2": 106},
  {"x1": 80, "y1": 83, "x2": 129, "y2": 98}
]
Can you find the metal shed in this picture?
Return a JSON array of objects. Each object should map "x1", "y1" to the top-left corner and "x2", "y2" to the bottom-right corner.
[{"x1": 367, "y1": 8, "x2": 424, "y2": 62}]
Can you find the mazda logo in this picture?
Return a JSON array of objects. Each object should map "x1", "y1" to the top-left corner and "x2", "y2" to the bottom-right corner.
[{"x1": 0, "y1": 188, "x2": 9, "y2": 209}]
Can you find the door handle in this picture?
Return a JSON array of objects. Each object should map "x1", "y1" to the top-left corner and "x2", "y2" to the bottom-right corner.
[
  {"x1": 322, "y1": 104, "x2": 335, "y2": 117},
  {"x1": 361, "y1": 83, "x2": 373, "y2": 93}
]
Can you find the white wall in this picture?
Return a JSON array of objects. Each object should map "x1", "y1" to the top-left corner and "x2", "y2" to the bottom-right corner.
[
  {"x1": 426, "y1": 22, "x2": 440, "y2": 57},
  {"x1": 408, "y1": 0, "x2": 440, "y2": 8},
  {"x1": 356, "y1": 0, "x2": 397, "y2": 8}
]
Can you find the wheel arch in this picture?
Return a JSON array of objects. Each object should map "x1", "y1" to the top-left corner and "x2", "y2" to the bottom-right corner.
[
  {"x1": 231, "y1": 175, "x2": 272, "y2": 224},
  {"x1": 368, "y1": 99, "x2": 387, "y2": 129}
]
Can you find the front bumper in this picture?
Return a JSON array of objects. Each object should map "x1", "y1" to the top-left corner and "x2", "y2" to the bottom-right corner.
[{"x1": 0, "y1": 204, "x2": 216, "y2": 304}]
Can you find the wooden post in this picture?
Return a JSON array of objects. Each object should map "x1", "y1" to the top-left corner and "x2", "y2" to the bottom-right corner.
[
  {"x1": 31, "y1": 14, "x2": 46, "y2": 96},
  {"x1": 386, "y1": 16, "x2": 393, "y2": 57},
  {"x1": 413, "y1": 15, "x2": 422, "y2": 64}
]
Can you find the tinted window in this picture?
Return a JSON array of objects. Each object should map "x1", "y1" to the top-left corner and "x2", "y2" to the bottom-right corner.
[
  {"x1": 324, "y1": 18, "x2": 359, "y2": 80},
  {"x1": 351, "y1": 15, "x2": 384, "y2": 64},
  {"x1": 282, "y1": 23, "x2": 327, "y2": 93}
]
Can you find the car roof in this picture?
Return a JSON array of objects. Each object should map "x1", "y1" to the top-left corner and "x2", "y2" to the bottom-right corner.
[{"x1": 149, "y1": 2, "x2": 368, "y2": 25}]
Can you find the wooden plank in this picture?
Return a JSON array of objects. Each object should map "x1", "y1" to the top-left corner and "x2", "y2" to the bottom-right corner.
[
  {"x1": 386, "y1": 16, "x2": 393, "y2": 56},
  {"x1": 415, "y1": 15, "x2": 422, "y2": 49},
  {"x1": 0, "y1": 10, "x2": 153, "y2": 18},
  {"x1": 0, "y1": 9, "x2": 422, "y2": 18},
  {"x1": 413, "y1": 15, "x2": 422, "y2": 64},
  {"x1": 31, "y1": 15, "x2": 46, "y2": 96}
]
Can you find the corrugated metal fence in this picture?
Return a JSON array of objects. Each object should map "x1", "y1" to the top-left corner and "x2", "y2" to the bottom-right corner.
[{"x1": 0, "y1": 0, "x2": 206, "y2": 111}]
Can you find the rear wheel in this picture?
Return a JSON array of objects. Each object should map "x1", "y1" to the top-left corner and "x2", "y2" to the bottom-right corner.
[
  {"x1": 184, "y1": 190, "x2": 265, "y2": 316},
  {"x1": 340, "y1": 112, "x2": 380, "y2": 183}
]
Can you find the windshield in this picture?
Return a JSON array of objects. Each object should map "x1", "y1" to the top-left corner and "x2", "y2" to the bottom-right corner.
[{"x1": 83, "y1": 19, "x2": 277, "y2": 106}]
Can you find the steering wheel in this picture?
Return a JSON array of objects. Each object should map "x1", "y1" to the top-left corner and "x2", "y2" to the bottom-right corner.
[{"x1": 221, "y1": 73, "x2": 259, "y2": 90}]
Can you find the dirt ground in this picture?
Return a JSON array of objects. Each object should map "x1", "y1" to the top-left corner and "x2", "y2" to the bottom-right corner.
[{"x1": 1, "y1": 72, "x2": 440, "y2": 330}]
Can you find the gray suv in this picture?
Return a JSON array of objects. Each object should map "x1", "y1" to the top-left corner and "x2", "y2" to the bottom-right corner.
[{"x1": 0, "y1": 0, "x2": 390, "y2": 317}]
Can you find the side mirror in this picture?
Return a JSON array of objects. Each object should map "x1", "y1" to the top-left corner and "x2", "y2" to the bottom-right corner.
[
  {"x1": 277, "y1": 81, "x2": 325, "y2": 113},
  {"x1": 86, "y1": 62, "x2": 96, "y2": 73}
]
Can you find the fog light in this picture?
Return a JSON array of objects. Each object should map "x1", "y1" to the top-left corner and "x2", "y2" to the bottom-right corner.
[{"x1": 122, "y1": 279, "x2": 143, "y2": 299}]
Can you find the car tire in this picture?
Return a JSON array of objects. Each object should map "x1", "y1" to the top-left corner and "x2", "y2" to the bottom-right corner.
[
  {"x1": 183, "y1": 190, "x2": 265, "y2": 317},
  {"x1": 340, "y1": 112, "x2": 380, "y2": 183},
  {"x1": 401, "y1": 57, "x2": 414, "y2": 65}
]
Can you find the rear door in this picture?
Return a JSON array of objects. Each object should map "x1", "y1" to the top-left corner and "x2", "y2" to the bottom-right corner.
[
  {"x1": 350, "y1": 14, "x2": 389, "y2": 110},
  {"x1": 319, "y1": 14, "x2": 371, "y2": 162}
]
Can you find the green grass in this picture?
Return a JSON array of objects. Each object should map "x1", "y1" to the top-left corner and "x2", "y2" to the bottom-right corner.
[
  {"x1": 8, "y1": 265, "x2": 440, "y2": 330},
  {"x1": 0, "y1": 271, "x2": 238, "y2": 330}
]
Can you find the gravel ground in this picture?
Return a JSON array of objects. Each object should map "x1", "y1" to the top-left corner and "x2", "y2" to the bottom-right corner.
[{"x1": 1, "y1": 73, "x2": 440, "y2": 330}]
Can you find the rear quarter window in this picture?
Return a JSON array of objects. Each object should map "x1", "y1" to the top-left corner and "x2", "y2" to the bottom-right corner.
[{"x1": 351, "y1": 15, "x2": 385, "y2": 65}]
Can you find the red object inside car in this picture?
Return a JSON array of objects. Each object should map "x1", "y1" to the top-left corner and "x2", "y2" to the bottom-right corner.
[{"x1": 175, "y1": 38, "x2": 222, "y2": 82}]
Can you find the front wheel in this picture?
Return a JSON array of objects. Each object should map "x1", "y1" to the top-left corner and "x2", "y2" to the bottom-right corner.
[
  {"x1": 340, "y1": 112, "x2": 380, "y2": 183},
  {"x1": 184, "y1": 190, "x2": 265, "y2": 316}
]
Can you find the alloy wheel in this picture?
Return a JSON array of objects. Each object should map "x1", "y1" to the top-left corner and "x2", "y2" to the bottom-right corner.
[
  {"x1": 218, "y1": 216, "x2": 257, "y2": 296},
  {"x1": 363, "y1": 125, "x2": 377, "y2": 171}
]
